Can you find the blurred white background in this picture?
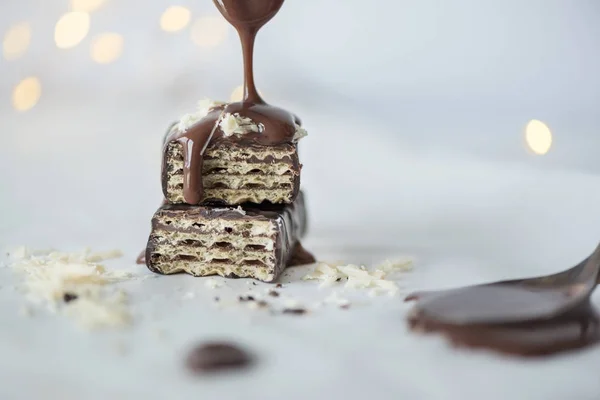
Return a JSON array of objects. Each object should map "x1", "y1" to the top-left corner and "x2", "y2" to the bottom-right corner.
[
  {"x1": 1, "y1": 0, "x2": 599, "y2": 255},
  {"x1": 3, "y1": 2, "x2": 600, "y2": 399}
]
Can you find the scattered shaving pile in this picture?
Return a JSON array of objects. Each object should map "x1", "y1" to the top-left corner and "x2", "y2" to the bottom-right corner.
[
  {"x1": 303, "y1": 259, "x2": 413, "y2": 296},
  {"x1": 199, "y1": 258, "x2": 414, "y2": 314},
  {"x1": 7, "y1": 247, "x2": 135, "y2": 329}
]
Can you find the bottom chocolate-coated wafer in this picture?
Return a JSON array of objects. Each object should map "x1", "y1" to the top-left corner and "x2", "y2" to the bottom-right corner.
[{"x1": 145, "y1": 192, "x2": 313, "y2": 282}]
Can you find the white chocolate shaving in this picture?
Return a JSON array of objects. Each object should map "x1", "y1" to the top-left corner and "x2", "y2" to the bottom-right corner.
[
  {"x1": 324, "y1": 291, "x2": 350, "y2": 307},
  {"x1": 293, "y1": 123, "x2": 308, "y2": 142},
  {"x1": 204, "y1": 278, "x2": 223, "y2": 289},
  {"x1": 303, "y1": 258, "x2": 413, "y2": 296},
  {"x1": 175, "y1": 98, "x2": 225, "y2": 133},
  {"x1": 212, "y1": 206, "x2": 247, "y2": 216},
  {"x1": 7, "y1": 247, "x2": 135, "y2": 329},
  {"x1": 219, "y1": 113, "x2": 263, "y2": 137}
]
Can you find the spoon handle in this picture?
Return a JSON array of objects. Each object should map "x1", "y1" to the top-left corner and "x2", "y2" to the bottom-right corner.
[{"x1": 583, "y1": 242, "x2": 600, "y2": 284}]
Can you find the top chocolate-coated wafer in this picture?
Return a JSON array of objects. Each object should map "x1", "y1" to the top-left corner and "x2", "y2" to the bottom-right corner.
[{"x1": 161, "y1": 100, "x2": 307, "y2": 206}]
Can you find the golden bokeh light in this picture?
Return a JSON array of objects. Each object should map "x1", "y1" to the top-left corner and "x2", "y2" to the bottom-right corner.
[
  {"x1": 191, "y1": 16, "x2": 229, "y2": 48},
  {"x1": 3, "y1": 22, "x2": 32, "y2": 60},
  {"x1": 525, "y1": 119, "x2": 552, "y2": 155},
  {"x1": 160, "y1": 6, "x2": 191, "y2": 32},
  {"x1": 70, "y1": 0, "x2": 105, "y2": 12},
  {"x1": 90, "y1": 33, "x2": 124, "y2": 64},
  {"x1": 12, "y1": 77, "x2": 41, "y2": 112},
  {"x1": 54, "y1": 12, "x2": 90, "y2": 49}
]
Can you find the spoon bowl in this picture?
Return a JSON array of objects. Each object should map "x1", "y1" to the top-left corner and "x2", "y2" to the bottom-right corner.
[{"x1": 406, "y1": 242, "x2": 600, "y2": 325}]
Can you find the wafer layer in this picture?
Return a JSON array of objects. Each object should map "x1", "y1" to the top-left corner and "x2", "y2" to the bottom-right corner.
[{"x1": 162, "y1": 141, "x2": 301, "y2": 205}]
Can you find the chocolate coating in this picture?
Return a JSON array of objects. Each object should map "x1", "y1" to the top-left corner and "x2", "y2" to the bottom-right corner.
[{"x1": 145, "y1": 192, "x2": 313, "y2": 282}]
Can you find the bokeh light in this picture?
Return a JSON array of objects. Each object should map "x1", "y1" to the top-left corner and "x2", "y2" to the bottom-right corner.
[
  {"x1": 525, "y1": 119, "x2": 552, "y2": 155},
  {"x1": 191, "y1": 16, "x2": 229, "y2": 48},
  {"x1": 3, "y1": 22, "x2": 31, "y2": 61},
  {"x1": 70, "y1": 0, "x2": 105, "y2": 12},
  {"x1": 90, "y1": 33, "x2": 124, "y2": 64},
  {"x1": 12, "y1": 77, "x2": 41, "y2": 112},
  {"x1": 54, "y1": 12, "x2": 90, "y2": 49},
  {"x1": 160, "y1": 6, "x2": 191, "y2": 32}
]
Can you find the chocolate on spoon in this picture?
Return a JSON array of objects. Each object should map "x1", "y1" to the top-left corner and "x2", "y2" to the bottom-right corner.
[{"x1": 406, "y1": 242, "x2": 600, "y2": 356}]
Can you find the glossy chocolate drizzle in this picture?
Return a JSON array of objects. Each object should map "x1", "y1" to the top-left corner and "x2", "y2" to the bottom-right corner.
[{"x1": 163, "y1": 0, "x2": 300, "y2": 205}]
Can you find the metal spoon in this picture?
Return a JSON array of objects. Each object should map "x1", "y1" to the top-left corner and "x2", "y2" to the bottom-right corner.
[{"x1": 405, "y1": 242, "x2": 600, "y2": 325}]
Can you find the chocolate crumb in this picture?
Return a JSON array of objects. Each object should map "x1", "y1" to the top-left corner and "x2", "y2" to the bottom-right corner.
[
  {"x1": 63, "y1": 293, "x2": 78, "y2": 303},
  {"x1": 282, "y1": 308, "x2": 307, "y2": 315},
  {"x1": 185, "y1": 342, "x2": 252, "y2": 374},
  {"x1": 238, "y1": 295, "x2": 255, "y2": 302},
  {"x1": 336, "y1": 278, "x2": 342, "y2": 282},
  {"x1": 257, "y1": 300, "x2": 268, "y2": 308},
  {"x1": 275, "y1": 284, "x2": 283, "y2": 288},
  {"x1": 252, "y1": 282, "x2": 257, "y2": 286},
  {"x1": 268, "y1": 290, "x2": 280, "y2": 297},
  {"x1": 340, "y1": 304, "x2": 351, "y2": 310},
  {"x1": 214, "y1": 297, "x2": 220, "y2": 302}
]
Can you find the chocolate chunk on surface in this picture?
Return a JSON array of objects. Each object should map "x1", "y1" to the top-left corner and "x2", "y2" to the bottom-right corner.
[
  {"x1": 163, "y1": 141, "x2": 300, "y2": 205},
  {"x1": 185, "y1": 342, "x2": 252, "y2": 373},
  {"x1": 63, "y1": 293, "x2": 78, "y2": 303},
  {"x1": 282, "y1": 308, "x2": 307, "y2": 315},
  {"x1": 146, "y1": 192, "x2": 309, "y2": 282}
]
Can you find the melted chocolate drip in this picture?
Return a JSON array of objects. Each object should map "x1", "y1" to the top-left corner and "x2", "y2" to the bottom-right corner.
[
  {"x1": 406, "y1": 243, "x2": 600, "y2": 356},
  {"x1": 287, "y1": 241, "x2": 316, "y2": 267},
  {"x1": 136, "y1": 250, "x2": 145, "y2": 265},
  {"x1": 164, "y1": 0, "x2": 300, "y2": 205}
]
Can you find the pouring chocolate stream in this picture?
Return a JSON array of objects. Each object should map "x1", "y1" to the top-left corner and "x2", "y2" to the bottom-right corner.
[{"x1": 163, "y1": 0, "x2": 301, "y2": 205}]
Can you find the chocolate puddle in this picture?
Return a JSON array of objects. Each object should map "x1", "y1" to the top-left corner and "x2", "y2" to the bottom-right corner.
[{"x1": 406, "y1": 243, "x2": 600, "y2": 356}]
